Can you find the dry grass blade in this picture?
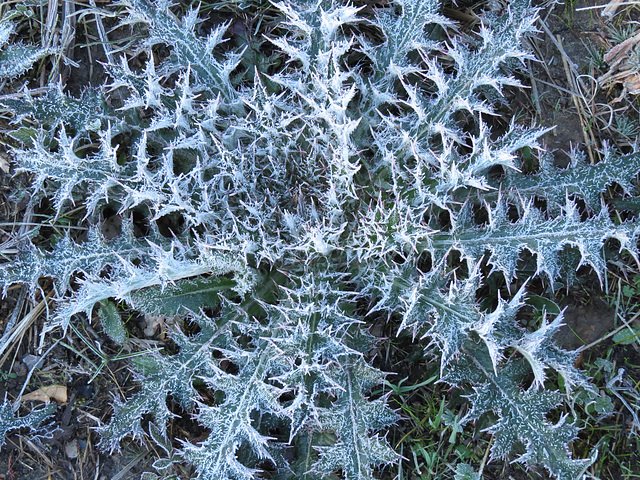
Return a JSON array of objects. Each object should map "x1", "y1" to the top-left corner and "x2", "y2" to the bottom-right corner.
[
  {"x1": 0, "y1": 292, "x2": 53, "y2": 364},
  {"x1": 576, "y1": 0, "x2": 640, "y2": 16},
  {"x1": 110, "y1": 452, "x2": 151, "y2": 480}
]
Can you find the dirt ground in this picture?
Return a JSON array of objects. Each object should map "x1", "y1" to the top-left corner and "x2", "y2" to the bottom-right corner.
[{"x1": 1, "y1": 0, "x2": 640, "y2": 479}]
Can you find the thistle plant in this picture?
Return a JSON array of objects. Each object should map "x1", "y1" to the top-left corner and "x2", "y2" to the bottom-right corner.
[{"x1": 1, "y1": 0, "x2": 639, "y2": 478}]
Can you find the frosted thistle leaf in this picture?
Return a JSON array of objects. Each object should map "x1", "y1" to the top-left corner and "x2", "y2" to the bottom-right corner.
[
  {"x1": 0, "y1": 401, "x2": 56, "y2": 449},
  {"x1": 0, "y1": 44, "x2": 57, "y2": 80}
]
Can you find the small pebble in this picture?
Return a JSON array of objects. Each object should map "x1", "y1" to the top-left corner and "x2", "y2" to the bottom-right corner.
[
  {"x1": 64, "y1": 439, "x2": 80, "y2": 459},
  {"x1": 21, "y1": 354, "x2": 42, "y2": 371}
]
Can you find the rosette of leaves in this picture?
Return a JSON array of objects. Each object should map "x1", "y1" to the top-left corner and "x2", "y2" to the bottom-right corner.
[{"x1": 1, "y1": 0, "x2": 639, "y2": 478}]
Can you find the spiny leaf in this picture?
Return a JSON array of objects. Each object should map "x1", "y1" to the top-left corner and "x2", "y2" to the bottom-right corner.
[
  {"x1": 431, "y1": 200, "x2": 639, "y2": 280},
  {"x1": 454, "y1": 464, "x2": 480, "y2": 480},
  {"x1": 122, "y1": 0, "x2": 239, "y2": 100},
  {"x1": 0, "y1": 229, "x2": 144, "y2": 295},
  {"x1": 373, "y1": 0, "x2": 451, "y2": 82},
  {"x1": 48, "y1": 247, "x2": 251, "y2": 334},
  {"x1": 0, "y1": 86, "x2": 108, "y2": 135},
  {"x1": 127, "y1": 275, "x2": 236, "y2": 316},
  {"x1": 0, "y1": 401, "x2": 56, "y2": 448},
  {"x1": 312, "y1": 362, "x2": 398, "y2": 479},
  {"x1": 445, "y1": 357, "x2": 591, "y2": 480},
  {"x1": 0, "y1": 43, "x2": 56, "y2": 80},
  {"x1": 0, "y1": 21, "x2": 14, "y2": 48},
  {"x1": 180, "y1": 349, "x2": 284, "y2": 480},
  {"x1": 497, "y1": 148, "x2": 640, "y2": 213},
  {"x1": 97, "y1": 312, "x2": 229, "y2": 451}
]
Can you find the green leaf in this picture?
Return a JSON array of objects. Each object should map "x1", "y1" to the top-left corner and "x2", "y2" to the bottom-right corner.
[
  {"x1": 0, "y1": 401, "x2": 56, "y2": 449},
  {"x1": 127, "y1": 275, "x2": 236, "y2": 317},
  {"x1": 0, "y1": 43, "x2": 56, "y2": 80},
  {"x1": 499, "y1": 149, "x2": 640, "y2": 213},
  {"x1": 7, "y1": 127, "x2": 37, "y2": 147},
  {"x1": 1, "y1": 86, "x2": 108, "y2": 135},
  {"x1": 431, "y1": 200, "x2": 638, "y2": 280},
  {"x1": 98, "y1": 300, "x2": 127, "y2": 344},
  {"x1": 445, "y1": 356, "x2": 592, "y2": 480},
  {"x1": 612, "y1": 326, "x2": 640, "y2": 345},
  {"x1": 312, "y1": 362, "x2": 398, "y2": 479},
  {"x1": 526, "y1": 295, "x2": 561, "y2": 315},
  {"x1": 454, "y1": 463, "x2": 480, "y2": 480}
]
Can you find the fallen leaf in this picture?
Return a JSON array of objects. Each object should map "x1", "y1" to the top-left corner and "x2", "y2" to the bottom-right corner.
[
  {"x1": 22, "y1": 385, "x2": 68, "y2": 403},
  {"x1": 625, "y1": 73, "x2": 640, "y2": 94},
  {"x1": 599, "y1": 32, "x2": 640, "y2": 101},
  {"x1": 143, "y1": 314, "x2": 165, "y2": 337},
  {"x1": 604, "y1": 32, "x2": 640, "y2": 66},
  {"x1": 0, "y1": 152, "x2": 10, "y2": 174}
]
